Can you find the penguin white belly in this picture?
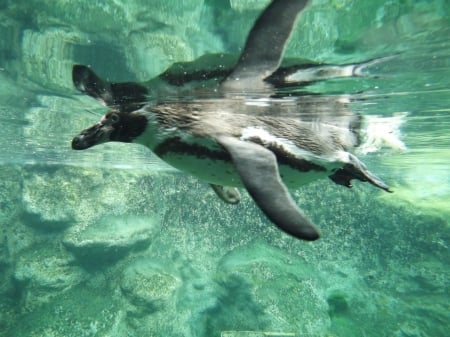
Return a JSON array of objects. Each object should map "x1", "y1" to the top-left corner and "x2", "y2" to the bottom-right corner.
[
  {"x1": 160, "y1": 152, "x2": 241, "y2": 186},
  {"x1": 159, "y1": 146, "x2": 332, "y2": 189},
  {"x1": 139, "y1": 120, "x2": 343, "y2": 189}
]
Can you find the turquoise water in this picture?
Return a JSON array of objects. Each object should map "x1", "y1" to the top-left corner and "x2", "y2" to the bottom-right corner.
[{"x1": 0, "y1": 1, "x2": 449, "y2": 336}]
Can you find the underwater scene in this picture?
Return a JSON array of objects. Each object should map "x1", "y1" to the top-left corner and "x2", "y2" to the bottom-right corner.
[{"x1": 0, "y1": 0, "x2": 449, "y2": 336}]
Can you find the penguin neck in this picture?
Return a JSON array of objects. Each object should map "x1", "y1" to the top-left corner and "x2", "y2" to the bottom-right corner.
[{"x1": 132, "y1": 104, "x2": 198, "y2": 151}]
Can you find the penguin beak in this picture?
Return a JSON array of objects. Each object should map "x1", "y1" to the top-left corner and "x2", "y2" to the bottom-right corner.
[{"x1": 71, "y1": 122, "x2": 114, "y2": 150}]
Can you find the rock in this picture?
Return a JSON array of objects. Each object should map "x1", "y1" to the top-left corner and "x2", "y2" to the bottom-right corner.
[
  {"x1": 21, "y1": 165, "x2": 155, "y2": 231},
  {"x1": 229, "y1": 0, "x2": 269, "y2": 12},
  {"x1": 119, "y1": 258, "x2": 188, "y2": 336},
  {"x1": 221, "y1": 332, "x2": 296, "y2": 337},
  {"x1": 22, "y1": 166, "x2": 102, "y2": 230},
  {"x1": 21, "y1": 28, "x2": 86, "y2": 90},
  {"x1": 7, "y1": 283, "x2": 125, "y2": 337},
  {"x1": 125, "y1": 32, "x2": 194, "y2": 81},
  {"x1": 0, "y1": 166, "x2": 21, "y2": 223},
  {"x1": 121, "y1": 258, "x2": 181, "y2": 315},
  {"x1": 13, "y1": 247, "x2": 85, "y2": 310},
  {"x1": 208, "y1": 241, "x2": 330, "y2": 336},
  {"x1": 63, "y1": 215, "x2": 158, "y2": 265}
]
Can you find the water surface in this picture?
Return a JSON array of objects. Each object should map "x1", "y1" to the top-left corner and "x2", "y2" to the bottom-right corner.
[{"x1": 0, "y1": 1, "x2": 448, "y2": 336}]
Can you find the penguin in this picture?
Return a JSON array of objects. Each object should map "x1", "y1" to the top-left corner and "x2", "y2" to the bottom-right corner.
[{"x1": 71, "y1": 0, "x2": 392, "y2": 241}]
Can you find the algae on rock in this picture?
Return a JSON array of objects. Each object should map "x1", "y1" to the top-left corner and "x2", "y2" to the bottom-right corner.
[{"x1": 63, "y1": 214, "x2": 159, "y2": 265}]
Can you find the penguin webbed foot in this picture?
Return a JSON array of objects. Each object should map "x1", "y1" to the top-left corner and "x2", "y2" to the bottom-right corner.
[
  {"x1": 330, "y1": 154, "x2": 393, "y2": 193},
  {"x1": 352, "y1": 54, "x2": 400, "y2": 78},
  {"x1": 210, "y1": 184, "x2": 241, "y2": 204}
]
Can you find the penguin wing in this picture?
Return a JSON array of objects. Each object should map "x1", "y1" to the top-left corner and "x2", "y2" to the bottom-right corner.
[
  {"x1": 221, "y1": 0, "x2": 310, "y2": 92},
  {"x1": 216, "y1": 135, "x2": 319, "y2": 241}
]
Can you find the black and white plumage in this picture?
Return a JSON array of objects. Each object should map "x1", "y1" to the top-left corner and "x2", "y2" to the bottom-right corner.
[{"x1": 71, "y1": 0, "x2": 391, "y2": 241}]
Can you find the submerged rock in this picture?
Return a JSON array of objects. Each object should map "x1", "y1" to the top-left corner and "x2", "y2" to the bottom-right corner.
[
  {"x1": 0, "y1": 166, "x2": 22, "y2": 222},
  {"x1": 120, "y1": 258, "x2": 186, "y2": 336},
  {"x1": 125, "y1": 31, "x2": 194, "y2": 82},
  {"x1": 21, "y1": 28, "x2": 82, "y2": 90},
  {"x1": 121, "y1": 258, "x2": 181, "y2": 315},
  {"x1": 63, "y1": 215, "x2": 158, "y2": 265},
  {"x1": 7, "y1": 283, "x2": 125, "y2": 337},
  {"x1": 13, "y1": 247, "x2": 85, "y2": 310},
  {"x1": 22, "y1": 167, "x2": 102, "y2": 230},
  {"x1": 21, "y1": 165, "x2": 160, "y2": 231},
  {"x1": 209, "y1": 241, "x2": 330, "y2": 336}
]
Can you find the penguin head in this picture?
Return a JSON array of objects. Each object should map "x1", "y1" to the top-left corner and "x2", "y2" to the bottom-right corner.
[
  {"x1": 72, "y1": 110, "x2": 148, "y2": 150},
  {"x1": 71, "y1": 65, "x2": 149, "y2": 150}
]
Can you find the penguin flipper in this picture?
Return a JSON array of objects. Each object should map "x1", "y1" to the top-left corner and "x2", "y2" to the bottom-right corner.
[
  {"x1": 216, "y1": 135, "x2": 320, "y2": 241},
  {"x1": 221, "y1": 0, "x2": 310, "y2": 91},
  {"x1": 72, "y1": 65, "x2": 148, "y2": 112},
  {"x1": 210, "y1": 184, "x2": 241, "y2": 204}
]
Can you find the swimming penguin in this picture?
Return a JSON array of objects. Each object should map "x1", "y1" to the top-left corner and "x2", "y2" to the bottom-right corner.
[{"x1": 72, "y1": 0, "x2": 392, "y2": 241}]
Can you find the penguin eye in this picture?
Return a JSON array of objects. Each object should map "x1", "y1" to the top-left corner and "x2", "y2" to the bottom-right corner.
[
  {"x1": 102, "y1": 112, "x2": 120, "y2": 125},
  {"x1": 109, "y1": 113, "x2": 120, "y2": 123}
]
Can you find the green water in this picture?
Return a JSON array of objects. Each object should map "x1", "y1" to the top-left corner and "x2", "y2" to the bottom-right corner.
[{"x1": 0, "y1": 0, "x2": 449, "y2": 336}]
